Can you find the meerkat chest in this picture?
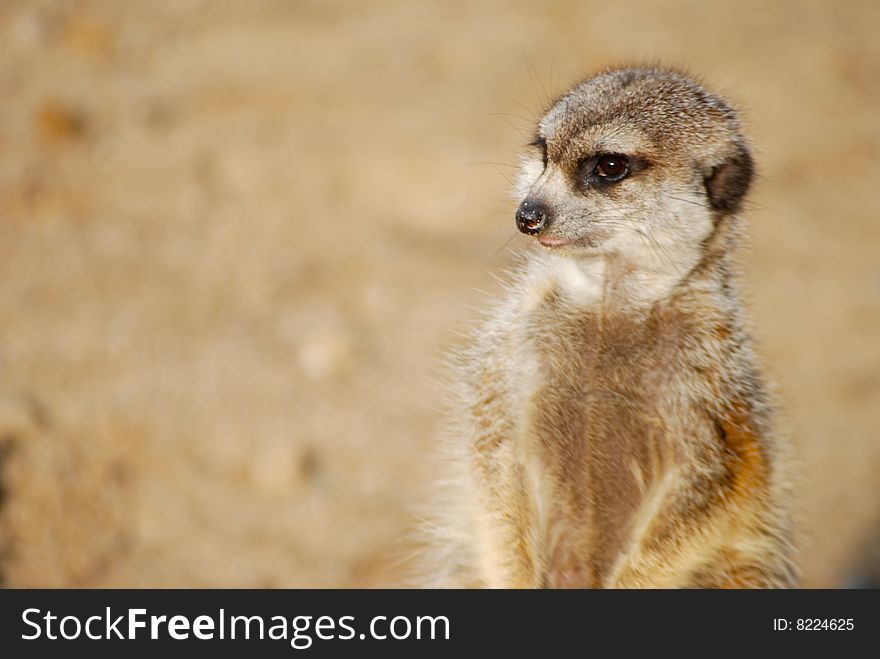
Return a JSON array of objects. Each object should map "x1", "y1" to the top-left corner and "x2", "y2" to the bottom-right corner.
[
  {"x1": 520, "y1": 302, "x2": 677, "y2": 418},
  {"x1": 518, "y1": 307, "x2": 676, "y2": 483},
  {"x1": 507, "y1": 300, "x2": 688, "y2": 584}
]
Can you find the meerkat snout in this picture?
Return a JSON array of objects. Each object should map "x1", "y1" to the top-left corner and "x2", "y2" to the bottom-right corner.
[{"x1": 515, "y1": 198, "x2": 553, "y2": 235}]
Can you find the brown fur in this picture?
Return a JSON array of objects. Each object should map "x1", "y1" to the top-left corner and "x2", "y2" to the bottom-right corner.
[{"x1": 421, "y1": 67, "x2": 797, "y2": 588}]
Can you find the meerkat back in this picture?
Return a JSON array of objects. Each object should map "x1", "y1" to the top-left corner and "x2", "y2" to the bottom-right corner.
[{"x1": 421, "y1": 66, "x2": 797, "y2": 589}]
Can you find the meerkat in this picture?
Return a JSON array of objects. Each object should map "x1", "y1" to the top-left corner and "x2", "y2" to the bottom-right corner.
[{"x1": 422, "y1": 66, "x2": 796, "y2": 588}]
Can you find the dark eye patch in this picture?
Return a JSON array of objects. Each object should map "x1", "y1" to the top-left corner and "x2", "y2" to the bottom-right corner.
[
  {"x1": 577, "y1": 152, "x2": 651, "y2": 191},
  {"x1": 529, "y1": 135, "x2": 548, "y2": 168}
]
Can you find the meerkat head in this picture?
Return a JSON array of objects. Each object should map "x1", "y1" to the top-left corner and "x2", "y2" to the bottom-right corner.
[{"x1": 515, "y1": 67, "x2": 753, "y2": 267}]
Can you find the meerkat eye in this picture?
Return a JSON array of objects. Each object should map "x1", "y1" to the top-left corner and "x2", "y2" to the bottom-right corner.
[{"x1": 594, "y1": 154, "x2": 628, "y2": 181}]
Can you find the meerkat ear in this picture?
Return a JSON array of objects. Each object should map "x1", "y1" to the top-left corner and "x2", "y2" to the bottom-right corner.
[{"x1": 704, "y1": 141, "x2": 754, "y2": 213}]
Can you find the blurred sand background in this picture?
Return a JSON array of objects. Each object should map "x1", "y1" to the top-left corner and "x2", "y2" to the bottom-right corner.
[{"x1": 0, "y1": 0, "x2": 878, "y2": 587}]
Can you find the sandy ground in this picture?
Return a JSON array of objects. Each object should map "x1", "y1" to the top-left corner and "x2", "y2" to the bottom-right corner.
[{"x1": 0, "y1": 0, "x2": 878, "y2": 587}]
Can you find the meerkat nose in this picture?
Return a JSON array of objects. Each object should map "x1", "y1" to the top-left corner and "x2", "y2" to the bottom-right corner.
[{"x1": 515, "y1": 198, "x2": 551, "y2": 235}]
